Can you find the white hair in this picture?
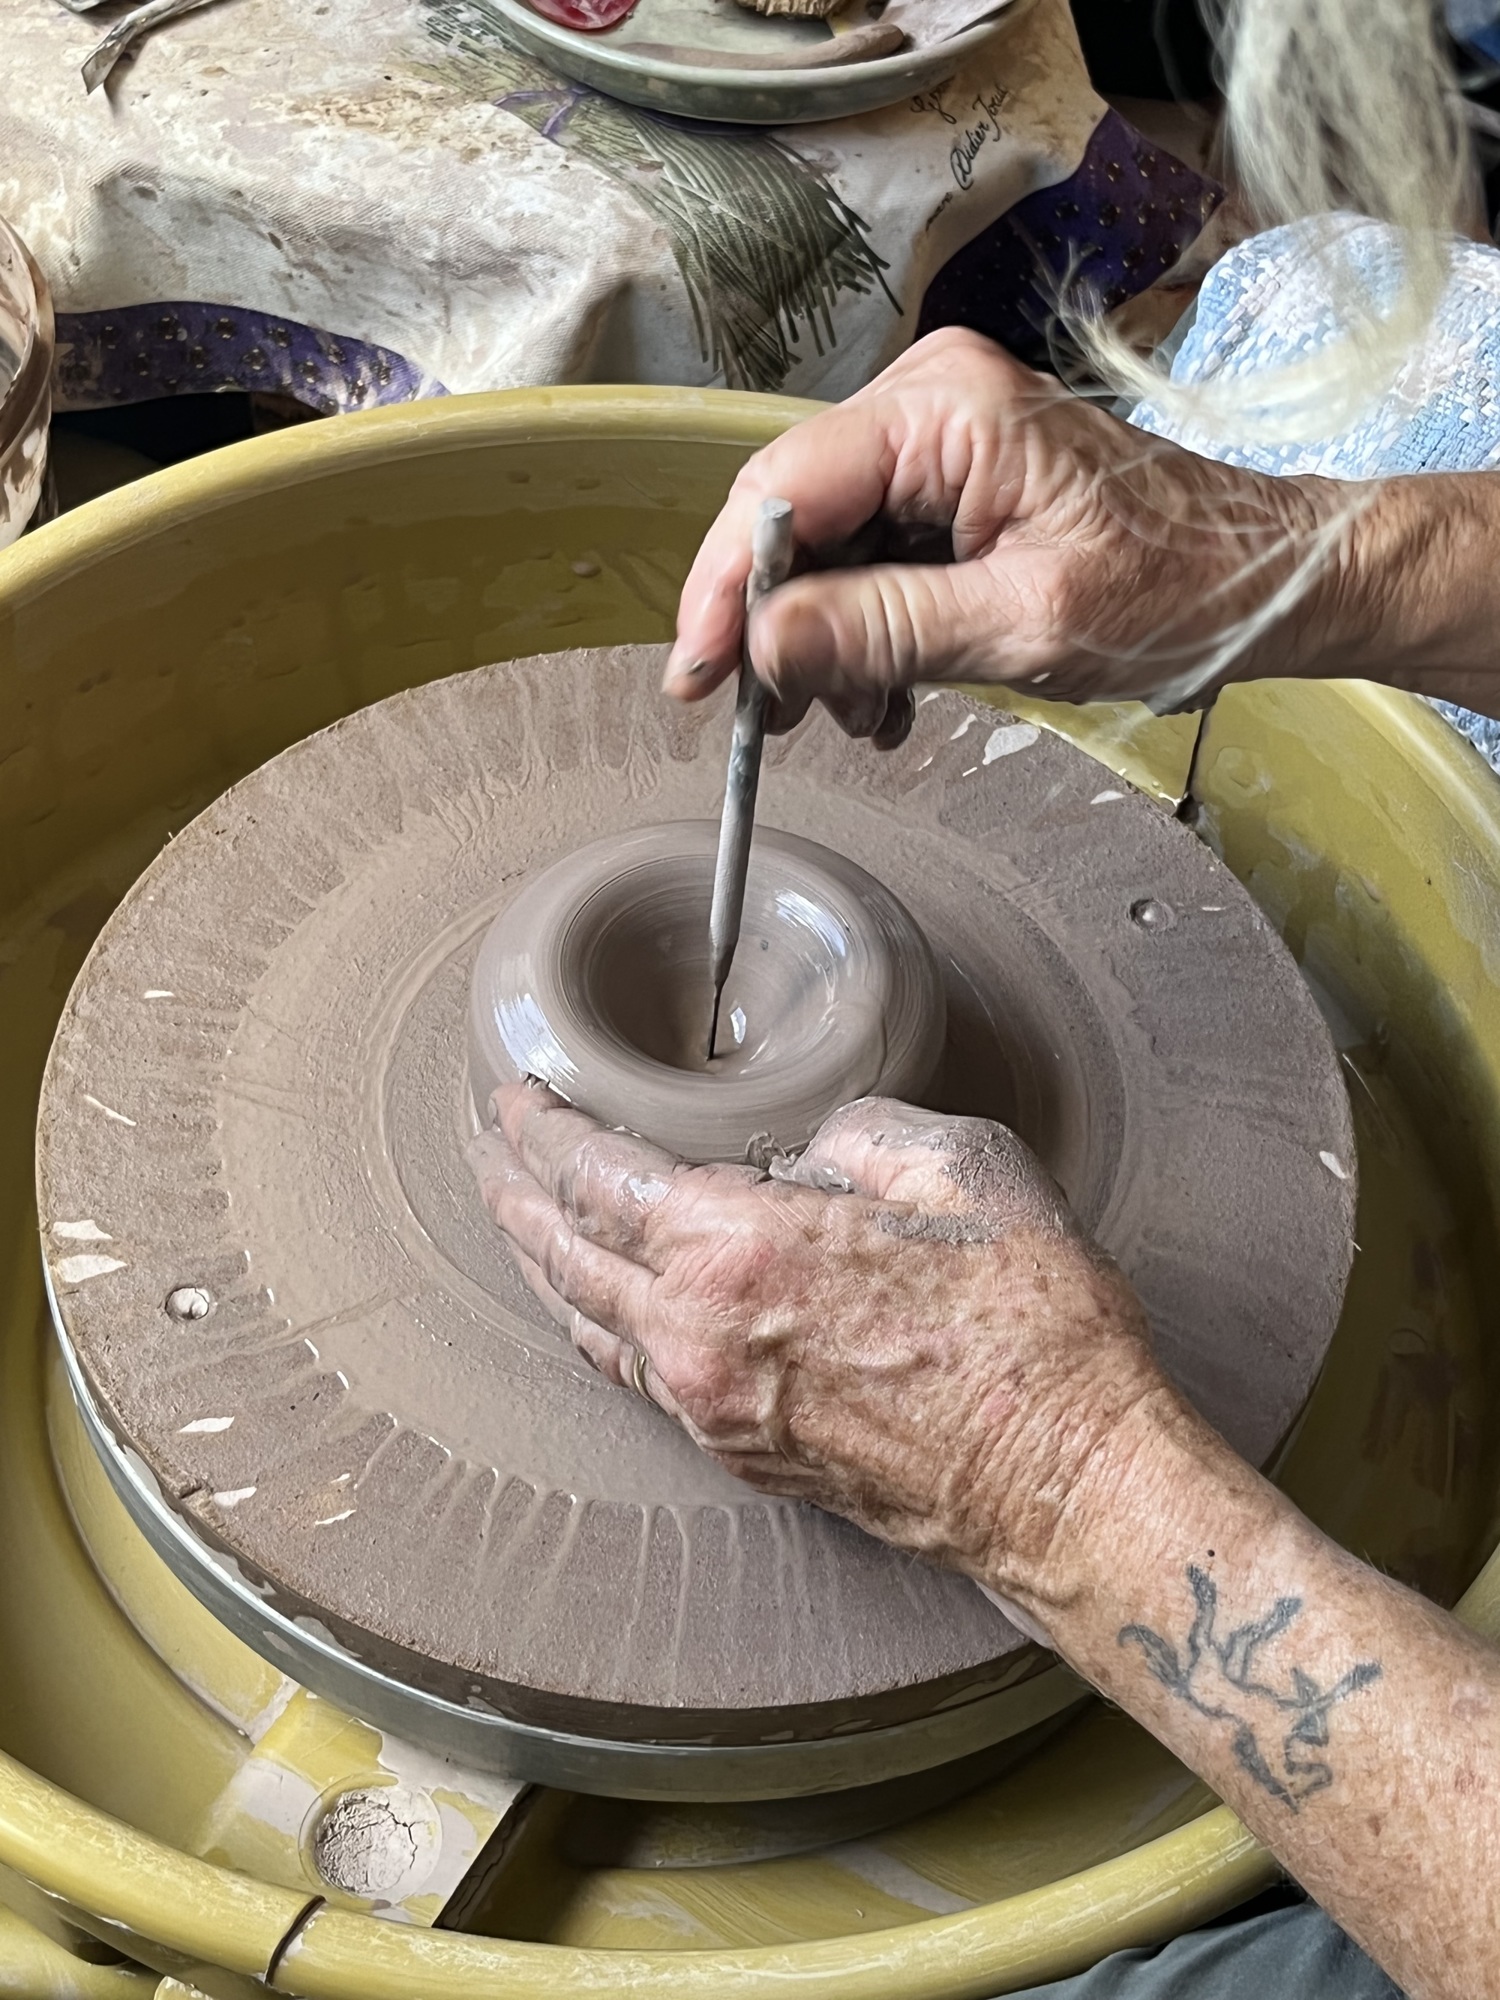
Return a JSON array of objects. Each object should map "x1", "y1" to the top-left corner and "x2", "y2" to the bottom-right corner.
[{"x1": 1085, "y1": 0, "x2": 1473, "y2": 446}]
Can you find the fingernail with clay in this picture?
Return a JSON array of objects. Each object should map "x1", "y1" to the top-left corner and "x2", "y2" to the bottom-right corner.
[
  {"x1": 662, "y1": 655, "x2": 712, "y2": 693},
  {"x1": 828, "y1": 692, "x2": 885, "y2": 740},
  {"x1": 873, "y1": 690, "x2": 916, "y2": 753}
]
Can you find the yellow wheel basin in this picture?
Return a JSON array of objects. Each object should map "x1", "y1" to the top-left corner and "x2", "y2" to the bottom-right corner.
[{"x1": 0, "y1": 387, "x2": 1497, "y2": 1997}]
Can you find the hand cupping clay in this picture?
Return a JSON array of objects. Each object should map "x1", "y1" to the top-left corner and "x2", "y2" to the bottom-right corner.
[{"x1": 467, "y1": 819, "x2": 946, "y2": 1163}]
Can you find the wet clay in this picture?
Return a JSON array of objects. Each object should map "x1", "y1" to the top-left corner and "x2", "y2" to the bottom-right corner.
[
  {"x1": 468, "y1": 819, "x2": 946, "y2": 1161},
  {"x1": 37, "y1": 646, "x2": 1357, "y2": 1748}
]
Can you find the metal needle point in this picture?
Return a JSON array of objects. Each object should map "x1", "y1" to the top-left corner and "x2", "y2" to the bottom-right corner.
[{"x1": 707, "y1": 496, "x2": 796, "y2": 1060}]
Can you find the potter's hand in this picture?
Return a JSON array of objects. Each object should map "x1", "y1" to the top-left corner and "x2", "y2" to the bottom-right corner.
[
  {"x1": 471, "y1": 1087, "x2": 1500, "y2": 2000},
  {"x1": 468, "y1": 1080, "x2": 1160, "y2": 1603},
  {"x1": 664, "y1": 326, "x2": 1342, "y2": 727}
]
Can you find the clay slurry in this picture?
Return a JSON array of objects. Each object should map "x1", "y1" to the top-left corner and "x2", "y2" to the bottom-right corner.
[{"x1": 467, "y1": 819, "x2": 948, "y2": 1163}]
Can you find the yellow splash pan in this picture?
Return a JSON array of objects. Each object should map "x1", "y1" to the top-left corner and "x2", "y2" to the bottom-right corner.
[{"x1": 0, "y1": 388, "x2": 1497, "y2": 1996}]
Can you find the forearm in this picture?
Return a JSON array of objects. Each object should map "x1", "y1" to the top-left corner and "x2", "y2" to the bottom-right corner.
[
  {"x1": 1279, "y1": 469, "x2": 1500, "y2": 717},
  {"x1": 484, "y1": 1063, "x2": 1500, "y2": 1984},
  {"x1": 1002, "y1": 1385, "x2": 1500, "y2": 1999}
]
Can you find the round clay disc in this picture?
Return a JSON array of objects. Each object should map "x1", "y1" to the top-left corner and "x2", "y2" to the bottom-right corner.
[{"x1": 37, "y1": 647, "x2": 1356, "y2": 1748}]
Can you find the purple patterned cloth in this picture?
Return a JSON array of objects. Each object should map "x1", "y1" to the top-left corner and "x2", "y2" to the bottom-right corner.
[
  {"x1": 44, "y1": 112, "x2": 1215, "y2": 413},
  {"x1": 917, "y1": 108, "x2": 1222, "y2": 365},
  {"x1": 52, "y1": 302, "x2": 444, "y2": 414}
]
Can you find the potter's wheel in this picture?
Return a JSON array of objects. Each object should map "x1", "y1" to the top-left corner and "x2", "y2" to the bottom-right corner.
[{"x1": 36, "y1": 646, "x2": 1356, "y2": 1799}]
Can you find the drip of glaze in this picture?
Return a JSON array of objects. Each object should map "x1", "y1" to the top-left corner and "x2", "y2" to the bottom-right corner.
[{"x1": 468, "y1": 820, "x2": 946, "y2": 1163}]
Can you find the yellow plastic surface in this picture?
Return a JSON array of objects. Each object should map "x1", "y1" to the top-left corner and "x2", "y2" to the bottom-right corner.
[
  {"x1": 0, "y1": 1906, "x2": 156, "y2": 1996},
  {"x1": 0, "y1": 387, "x2": 1496, "y2": 1995},
  {"x1": 272, "y1": 1817, "x2": 1271, "y2": 1999},
  {"x1": 0, "y1": 1745, "x2": 311, "y2": 1974}
]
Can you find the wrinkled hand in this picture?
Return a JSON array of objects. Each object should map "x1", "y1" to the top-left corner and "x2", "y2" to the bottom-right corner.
[
  {"x1": 469, "y1": 1081, "x2": 1165, "y2": 1607},
  {"x1": 664, "y1": 326, "x2": 1337, "y2": 730}
]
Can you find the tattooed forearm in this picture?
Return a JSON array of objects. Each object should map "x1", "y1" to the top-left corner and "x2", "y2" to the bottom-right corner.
[{"x1": 1118, "y1": 1566, "x2": 1383, "y2": 1810}]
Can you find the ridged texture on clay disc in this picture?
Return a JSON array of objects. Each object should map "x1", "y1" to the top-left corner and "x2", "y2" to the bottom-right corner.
[{"x1": 38, "y1": 646, "x2": 1356, "y2": 1745}]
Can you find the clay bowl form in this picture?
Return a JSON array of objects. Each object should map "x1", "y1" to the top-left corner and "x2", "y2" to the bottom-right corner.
[
  {"x1": 468, "y1": 819, "x2": 947, "y2": 1162},
  {"x1": 4, "y1": 389, "x2": 1500, "y2": 1995}
]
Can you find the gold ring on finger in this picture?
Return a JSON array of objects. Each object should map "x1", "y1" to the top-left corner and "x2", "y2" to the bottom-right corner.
[{"x1": 630, "y1": 1346, "x2": 652, "y2": 1400}]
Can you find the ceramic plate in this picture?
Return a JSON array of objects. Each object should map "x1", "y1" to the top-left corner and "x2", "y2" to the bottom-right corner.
[{"x1": 490, "y1": 0, "x2": 1016, "y2": 124}]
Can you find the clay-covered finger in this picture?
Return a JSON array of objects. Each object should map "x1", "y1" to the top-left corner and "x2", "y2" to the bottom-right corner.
[
  {"x1": 517, "y1": 1254, "x2": 685, "y2": 1424},
  {"x1": 492, "y1": 1079, "x2": 680, "y2": 1258},
  {"x1": 466, "y1": 1123, "x2": 532, "y2": 1217},
  {"x1": 789, "y1": 1099, "x2": 968, "y2": 1206},
  {"x1": 872, "y1": 687, "x2": 916, "y2": 752},
  {"x1": 499, "y1": 1227, "x2": 606, "y2": 1355},
  {"x1": 537, "y1": 1293, "x2": 639, "y2": 1396},
  {"x1": 540, "y1": 1292, "x2": 729, "y2": 1434},
  {"x1": 821, "y1": 688, "x2": 888, "y2": 740},
  {"x1": 570, "y1": 1315, "x2": 631, "y2": 1384},
  {"x1": 510, "y1": 1243, "x2": 623, "y2": 1369},
  {"x1": 467, "y1": 1121, "x2": 658, "y2": 1333},
  {"x1": 761, "y1": 685, "x2": 814, "y2": 738},
  {"x1": 535, "y1": 1289, "x2": 679, "y2": 1422},
  {"x1": 705, "y1": 1448, "x2": 814, "y2": 1497},
  {"x1": 782, "y1": 687, "x2": 914, "y2": 750},
  {"x1": 791, "y1": 1097, "x2": 1072, "y2": 1232}
]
